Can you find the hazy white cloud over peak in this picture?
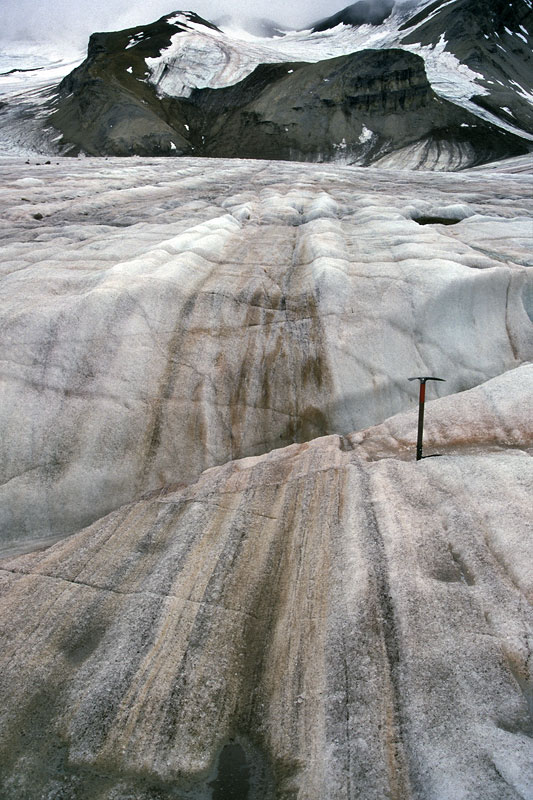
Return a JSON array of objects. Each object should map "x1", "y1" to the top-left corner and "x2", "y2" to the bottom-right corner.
[{"x1": 1, "y1": 0, "x2": 411, "y2": 49}]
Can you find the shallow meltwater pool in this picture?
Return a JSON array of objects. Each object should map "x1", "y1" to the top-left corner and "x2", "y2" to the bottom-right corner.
[{"x1": 210, "y1": 743, "x2": 251, "y2": 799}]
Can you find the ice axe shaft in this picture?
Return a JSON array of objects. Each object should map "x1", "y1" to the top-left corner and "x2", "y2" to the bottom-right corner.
[
  {"x1": 408, "y1": 376, "x2": 446, "y2": 461},
  {"x1": 416, "y1": 381, "x2": 426, "y2": 461}
]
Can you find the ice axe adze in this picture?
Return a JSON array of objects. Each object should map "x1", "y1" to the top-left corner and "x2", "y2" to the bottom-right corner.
[{"x1": 408, "y1": 376, "x2": 446, "y2": 461}]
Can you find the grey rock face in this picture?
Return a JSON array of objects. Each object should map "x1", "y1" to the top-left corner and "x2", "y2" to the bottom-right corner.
[
  {"x1": 47, "y1": 14, "x2": 201, "y2": 158},
  {"x1": 0, "y1": 156, "x2": 532, "y2": 552},
  {"x1": 0, "y1": 367, "x2": 532, "y2": 798},
  {"x1": 312, "y1": 0, "x2": 396, "y2": 31},
  {"x1": 191, "y1": 49, "x2": 526, "y2": 167}
]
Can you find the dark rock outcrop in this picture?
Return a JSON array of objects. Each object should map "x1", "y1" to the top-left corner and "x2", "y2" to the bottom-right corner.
[
  {"x1": 312, "y1": 0, "x2": 395, "y2": 32},
  {"x1": 187, "y1": 49, "x2": 527, "y2": 166},
  {"x1": 48, "y1": 13, "x2": 221, "y2": 157}
]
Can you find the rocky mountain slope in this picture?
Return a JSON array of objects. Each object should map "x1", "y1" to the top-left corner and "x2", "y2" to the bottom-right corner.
[
  {"x1": 0, "y1": 0, "x2": 532, "y2": 166},
  {"x1": 1, "y1": 155, "x2": 531, "y2": 554},
  {"x1": 182, "y1": 49, "x2": 524, "y2": 167},
  {"x1": 400, "y1": 0, "x2": 533, "y2": 136},
  {"x1": 312, "y1": 0, "x2": 396, "y2": 30},
  {"x1": 0, "y1": 365, "x2": 532, "y2": 799}
]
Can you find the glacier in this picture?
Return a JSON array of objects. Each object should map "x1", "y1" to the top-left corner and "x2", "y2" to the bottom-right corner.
[{"x1": 0, "y1": 154, "x2": 531, "y2": 554}]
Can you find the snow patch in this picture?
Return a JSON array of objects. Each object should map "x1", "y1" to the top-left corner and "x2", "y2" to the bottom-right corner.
[
  {"x1": 14, "y1": 177, "x2": 44, "y2": 187},
  {"x1": 358, "y1": 125, "x2": 374, "y2": 144},
  {"x1": 333, "y1": 138, "x2": 347, "y2": 151},
  {"x1": 401, "y1": 34, "x2": 489, "y2": 107},
  {"x1": 165, "y1": 13, "x2": 207, "y2": 29},
  {"x1": 509, "y1": 79, "x2": 533, "y2": 105},
  {"x1": 126, "y1": 35, "x2": 144, "y2": 50}
]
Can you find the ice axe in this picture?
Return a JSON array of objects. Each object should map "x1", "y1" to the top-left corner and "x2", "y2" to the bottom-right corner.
[{"x1": 408, "y1": 376, "x2": 446, "y2": 461}]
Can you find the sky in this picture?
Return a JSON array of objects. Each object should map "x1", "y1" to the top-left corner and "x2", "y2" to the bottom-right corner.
[{"x1": 2, "y1": 1, "x2": 365, "y2": 49}]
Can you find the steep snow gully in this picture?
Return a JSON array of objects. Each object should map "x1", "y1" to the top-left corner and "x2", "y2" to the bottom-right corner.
[{"x1": 0, "y1": 152, "x2": 532, "y2": 798}]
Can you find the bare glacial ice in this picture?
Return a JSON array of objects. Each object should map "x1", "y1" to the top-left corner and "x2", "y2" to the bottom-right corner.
[
  {"x1": 0, "y1": 155, "x2": 531, "y2": 552},
  {"x1": 0, "y1": 367, "x2": 532, "y2": 799},
  {"x1": 0, "y1": 154, "x2": 532, "y2": 799}
]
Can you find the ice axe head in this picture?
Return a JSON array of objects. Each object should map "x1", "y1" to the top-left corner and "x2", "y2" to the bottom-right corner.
[{"x1": 408, "y1": 376, "x2": 446, "y2": 384}]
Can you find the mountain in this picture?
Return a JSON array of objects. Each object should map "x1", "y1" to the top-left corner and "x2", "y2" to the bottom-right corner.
[
  {"x1": 312, "y1": 0, "x2": 396, "y2": 31},
  {"x1": 0, "y1": 0, "x2": 531, "y2": 167},
  {"x1": 400, "y1": 0, "x2": 533, "y2": 142},
  {"x1": 187, "y1": 49, "x2": 525, "y2": 167}
]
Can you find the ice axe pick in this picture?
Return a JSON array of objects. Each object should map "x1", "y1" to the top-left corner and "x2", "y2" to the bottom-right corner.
[{"x1": 408, "y1": 376, "x2": 446, "y2": 461}]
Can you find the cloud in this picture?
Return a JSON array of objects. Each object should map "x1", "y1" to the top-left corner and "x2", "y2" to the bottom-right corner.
[
  {"x1": 1, "y1": 1, "x2": 327, "y2": 45},
  {"x1": 1, "y1": 1, "x2": 412, "y2": 48}
]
